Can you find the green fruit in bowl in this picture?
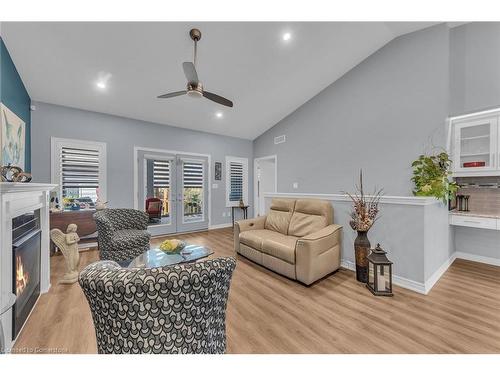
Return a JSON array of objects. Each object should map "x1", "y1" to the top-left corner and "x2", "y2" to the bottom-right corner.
[{"x1": 159, "y1": 239, "x2": 186, "y2": 253}]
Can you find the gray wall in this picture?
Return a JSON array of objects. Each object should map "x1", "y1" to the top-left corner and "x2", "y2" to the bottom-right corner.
[
  {"x1": 253, "y1": 24, "x2": 450, "y2": 196},
  {"x1": 31, "y1": 101, "x2": 253, "y2": 226},
  {"x1": 449, "y1": 22, "x2": 500, "y2": 262},
  {"x1": 454, "y1": 227, "x2": 500, "y2": 260},
  {"x1": 450, "y1": 22, "x2": 500, "y2": 115}
]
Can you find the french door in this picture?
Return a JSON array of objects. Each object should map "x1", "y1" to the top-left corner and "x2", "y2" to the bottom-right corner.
[{"x1": 137, "y1": 151, "x2": 208, "y2": 236}]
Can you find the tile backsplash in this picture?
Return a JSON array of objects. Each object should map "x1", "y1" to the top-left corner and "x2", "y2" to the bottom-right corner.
[{"x1": 455, "y1": 176, "x2": 500, "y2": 213}]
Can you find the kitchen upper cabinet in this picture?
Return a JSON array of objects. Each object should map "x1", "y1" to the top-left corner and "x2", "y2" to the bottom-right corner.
[{"x1": 448, "y1": 110, "x2": 500, "y2": 177}]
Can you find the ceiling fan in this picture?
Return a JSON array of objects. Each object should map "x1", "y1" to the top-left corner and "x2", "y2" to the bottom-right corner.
[{"x1": 157, "y1": 28, "x2": 233, "y2": 108}]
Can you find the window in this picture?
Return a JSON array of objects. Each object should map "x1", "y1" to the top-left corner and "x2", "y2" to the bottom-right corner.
[
  {"x1": 225, "y1": 156, "x2": 248, "y2": 207},
  {"x1": 51, "y1": 137, "x2": 106, "y2": 209}
]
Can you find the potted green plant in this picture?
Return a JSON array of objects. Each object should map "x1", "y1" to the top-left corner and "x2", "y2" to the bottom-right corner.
[{"x1": 411, "y1": 152, "x2": 457, "y2": 204}]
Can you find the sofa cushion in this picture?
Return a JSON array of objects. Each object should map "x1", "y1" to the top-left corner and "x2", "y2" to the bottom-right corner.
[
  {"x1": 239, "y1": 229, "x2": 272, "y2": 251},
  {"x1": 261, "y1": 233, "x2": 298, "y2": 264},
  {"x1": 288, "y1": 199, "x2": 333, "y2": 237},
  {"x1": 264, "y1": 198, "x2": 296, "y2": 235}
]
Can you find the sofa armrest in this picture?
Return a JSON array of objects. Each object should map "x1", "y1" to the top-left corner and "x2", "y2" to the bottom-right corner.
[
  {"x1": 295, "y1": 224, "x2": 343, "y2": 285},
  {"x1": 233, "y1": 216, "x2": 267, "y2": 253},
  {"x1": 236, "y1": 216, "x2": 267, "y2": 232}
]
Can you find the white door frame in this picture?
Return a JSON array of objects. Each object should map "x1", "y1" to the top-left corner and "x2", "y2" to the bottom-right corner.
[
  {"x1": 133, "y1": 146, "x2": 212, "y2": 228},
  {"x1": 253, "y1": 155, "x2": 277, "y2": 218}
]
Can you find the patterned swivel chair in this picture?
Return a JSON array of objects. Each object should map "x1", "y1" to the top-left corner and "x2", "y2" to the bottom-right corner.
[
  {"x1": 79, "y1": 257, "x2": 237, "y2": 354},
  {"x1": 93, "y1": 209, "x2": 151, "y2": 262}
]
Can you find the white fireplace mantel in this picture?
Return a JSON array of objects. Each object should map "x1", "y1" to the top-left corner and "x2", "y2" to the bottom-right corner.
[{"x1": 0, "y1": 182, "x2": 57, "y2": 352}]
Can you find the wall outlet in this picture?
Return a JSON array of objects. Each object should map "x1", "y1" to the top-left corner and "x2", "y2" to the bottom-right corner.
[
  {"x1": 212, "y1": 183, "x2": 218, "y2": 189},
  {"x1": 293, "y1": 182, "x2": 299, "y2": 189},
  {"x1": 222, "y1": 212, "x2": 226, "y2": 217}
]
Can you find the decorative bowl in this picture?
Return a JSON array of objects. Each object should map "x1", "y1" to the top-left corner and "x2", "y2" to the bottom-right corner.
[{"x1": 159, "y1": 239, "x2": 186, "y2": 254}]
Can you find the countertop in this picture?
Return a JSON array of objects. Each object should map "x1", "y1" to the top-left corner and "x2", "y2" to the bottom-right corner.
[{"x1": 449, "y1": 209, "x2": 500, "y2": 219}]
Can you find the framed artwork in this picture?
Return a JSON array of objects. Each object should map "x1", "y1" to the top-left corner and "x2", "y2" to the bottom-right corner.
[
  {"x1": 1, "y1": 103, "x2": 26, "y2": 170},
  {"x1": 214, "y1": 161, "x2": 222, "y2": 181}
]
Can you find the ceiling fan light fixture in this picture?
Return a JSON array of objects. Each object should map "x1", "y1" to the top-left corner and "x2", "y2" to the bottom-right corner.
[
  {"x1": 187, "y1": 82, "x2": 203, "y2": 98},
  {"x1": 187, "y1": 90, "x2": 203, "y2": 98},
  {"x1": 157, "y1": 29, "x2": 233, "y2": 108}
]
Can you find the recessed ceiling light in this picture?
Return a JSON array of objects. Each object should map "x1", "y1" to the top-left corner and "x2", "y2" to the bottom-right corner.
[
  {"x1": 282, "y1": 32, "x2": 292, "y2": 41},
  {"x1": 95, "y1": 72, "x2": 112, "y2": 91},
  {"x1": 215, "y1": 111, "x2": 223, "y2": 118}
]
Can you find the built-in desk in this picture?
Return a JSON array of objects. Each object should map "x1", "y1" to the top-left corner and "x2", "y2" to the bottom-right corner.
[{"x1": 449, "y1": 210, "x2": 500, "y2": 230}]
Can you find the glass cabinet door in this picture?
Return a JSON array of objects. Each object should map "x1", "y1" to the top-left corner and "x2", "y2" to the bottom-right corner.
[{"x1": 453, "y1": 116, "x2": 498, "y2": 172}]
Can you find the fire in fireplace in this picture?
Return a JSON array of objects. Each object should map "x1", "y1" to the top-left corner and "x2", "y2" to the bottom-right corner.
[
  {"x1": 12, "y1": 210, "x2": 41, "y2": 340},
  {"x1": 16, "y1": 254, "x2": 30, "y2": 295}
]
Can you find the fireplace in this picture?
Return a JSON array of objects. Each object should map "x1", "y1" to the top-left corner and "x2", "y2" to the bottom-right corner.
[{"x1": 11, "y1": 210, "x2": 41, "y2": 340}]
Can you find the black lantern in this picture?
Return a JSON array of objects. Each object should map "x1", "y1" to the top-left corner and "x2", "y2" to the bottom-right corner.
[{"x1": 366, "y1": 243, "x2": 393, "y2": 296}]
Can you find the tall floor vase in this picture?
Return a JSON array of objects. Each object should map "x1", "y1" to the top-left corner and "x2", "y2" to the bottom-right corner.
[{"x1": 354, "y1": 231, "x2": 370, "y2": 283}]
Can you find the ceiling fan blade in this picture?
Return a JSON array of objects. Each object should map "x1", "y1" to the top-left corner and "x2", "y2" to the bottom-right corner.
[
  {"x1": 157, "y1": 90, "x2": 187, "y2": 99},
  {"x1": 203, "y1": 91, "x2": 233, "y2": 107},
  {"x1": 182, "y1": 62, "x2": 199, "y2": 84}
]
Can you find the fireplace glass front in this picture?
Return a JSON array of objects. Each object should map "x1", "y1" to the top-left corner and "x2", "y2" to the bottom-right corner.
[{"x1": 12, "y1": 210, "x2": 41, "y2": 340}]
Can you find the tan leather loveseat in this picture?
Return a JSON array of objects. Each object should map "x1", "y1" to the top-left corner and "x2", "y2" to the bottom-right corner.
[{"x1": 234, "y1": 198, "x2": 342, "y2": 285}]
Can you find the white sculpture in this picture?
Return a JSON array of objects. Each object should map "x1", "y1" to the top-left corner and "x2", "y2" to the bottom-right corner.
[{"x1": 50, "y1": 224, "x2": 80, "y2": 284}]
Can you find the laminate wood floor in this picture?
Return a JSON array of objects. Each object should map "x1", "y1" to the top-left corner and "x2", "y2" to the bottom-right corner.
[{"x1": 13, "y1": 227, "x2": 500, "y2": 353}]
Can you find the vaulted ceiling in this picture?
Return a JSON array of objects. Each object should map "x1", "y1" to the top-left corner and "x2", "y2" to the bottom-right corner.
[{"x1": 1, "y1": 22, "x2": 437, "y2": 139}]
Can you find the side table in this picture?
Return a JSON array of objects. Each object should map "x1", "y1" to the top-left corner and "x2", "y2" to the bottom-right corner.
[{"x1": 231, "y1": 205, "x2": 249, "y2": 227}]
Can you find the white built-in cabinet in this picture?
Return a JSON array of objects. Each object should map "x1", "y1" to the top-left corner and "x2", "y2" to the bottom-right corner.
[{"x1": 448, "y1": 109, "x2": 500, "y2": 177}]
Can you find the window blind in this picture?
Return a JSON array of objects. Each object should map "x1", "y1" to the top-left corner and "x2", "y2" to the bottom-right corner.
[
  {"x1": 229, "y1": 161, "x2": 243, "y2": 202},
  {"x1": 153, "y1": 160, "x2": 170, "y2": 188},
  {"x1": 183, "y1": 162, "x2": 203, "y2": 188},
  {"x1": 60, "y1": 146, "x2": 100, "y2": 193}
]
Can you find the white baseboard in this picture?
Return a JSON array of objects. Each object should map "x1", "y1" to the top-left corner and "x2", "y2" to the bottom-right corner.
[
  {"x1": 208, "y1": 223, "x2": 233, "y2": 230},
  {"x1": 342, "y1": 251, "x2": 500, "y2": 296},
  {"x1": 424, "y1": 254, "x2": 457, "y2": 294},
  {"x1": 341, "y1": 259, "x2": 426, "y2": 295},
  {"x1": 455, "y1": 251, "x2": 500, "y2": 267}
]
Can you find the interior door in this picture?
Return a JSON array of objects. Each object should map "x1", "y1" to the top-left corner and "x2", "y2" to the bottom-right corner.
[{"x1": 175, "y1": 156, "x2": 209, "y2": 233}]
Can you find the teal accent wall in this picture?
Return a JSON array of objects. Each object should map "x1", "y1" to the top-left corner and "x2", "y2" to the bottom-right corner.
[{"x1": 0, "y1": 37, "x2": 31, "y2": 171}]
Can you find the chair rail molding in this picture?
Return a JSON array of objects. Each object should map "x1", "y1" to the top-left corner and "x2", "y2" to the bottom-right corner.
[
  {"x1": 264, "y1": 192, "x2": 441, "y2": 206},
  {"x1": 263, "y1": 192, "x2": 450, "y2": 295}
]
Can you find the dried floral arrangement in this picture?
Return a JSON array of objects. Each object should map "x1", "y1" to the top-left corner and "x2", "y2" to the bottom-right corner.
[{"x1": 345, "y1": 170, "x2": 383, "y2": 232}]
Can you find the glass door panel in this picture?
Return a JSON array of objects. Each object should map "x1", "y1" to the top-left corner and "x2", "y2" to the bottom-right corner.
[
  {"x1": 151, "y1": 159, "x2": 172, "y2": 225},
  {"x1": 176, "y1": 157, "x2": 209, "y2": 233},
  {"x1": 140, "y1": 153, "x2": 177, "y2": 236}
]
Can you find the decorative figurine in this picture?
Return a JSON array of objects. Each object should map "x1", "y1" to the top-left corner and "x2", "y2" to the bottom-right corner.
[
  {"x1": 50, "y1": 224, "x2": 80, "y2": 284},
  {"x1": 50, "y1": 193, "x2": 62, "y2": 212},
  {"x1": 0, "y1": 164, "x2": 32, "y2": 182}
]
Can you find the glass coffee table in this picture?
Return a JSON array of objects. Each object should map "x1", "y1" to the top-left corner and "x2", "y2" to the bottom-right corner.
[{"x1": 118, "y1": 244, "x2": 214, "y2": 269}]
